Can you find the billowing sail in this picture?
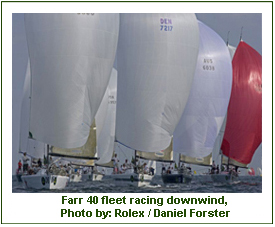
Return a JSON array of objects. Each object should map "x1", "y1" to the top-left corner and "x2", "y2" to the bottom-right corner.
[
  {"x1": 116, "y1": 13, "x2": 199, "y2": 152},
  {"x1": 180, "y1": 153, "x2": 212, "y2": 166},
  {"x1": 212, "y1": 115, "x2": 227, "y2": 164},
  {"x1": 25, "y1": 13, "x2": 119, "y2": 149},
  {"x1": 173, "y1": 21, "x2": 232, "y2": 159},
  {"x1": 221, "y1": 41, "x2": 262, "y2": 167},
  {"x1": 52, "y1": 69, "x2": 117, "y2": 163},
  {"x1": 96, "y1": 69, "x2": 117, "y2": 166},
  {"x1": 19, "y1": 60, "x2": 31, "y2": 153},
  {"x1": 51, "y1": 121, "x2": 97, "y2": 160},
  {"x1": 19, "y1": 61, "x2": 46, "y2": 159},
  {"x1": 136, "y1": 141, "x2": 173, "y2": 163},
  {"x1": 13, "y1": 13, "x2": 29, "y2": 151}
]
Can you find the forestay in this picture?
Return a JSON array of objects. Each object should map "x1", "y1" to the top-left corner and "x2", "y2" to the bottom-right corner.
[
  {"x1": 173, "y1": 21, "x2": 232, "y2": 159},
  {"x1": 19, "y1": 60, "x2": 31, "y2": 153},
  {"x1": 116, "y1": 13, "x2": 199, "y2": 152},
  {"x1": 25, "y1": 13, "x2": 119, "y2": 149}
]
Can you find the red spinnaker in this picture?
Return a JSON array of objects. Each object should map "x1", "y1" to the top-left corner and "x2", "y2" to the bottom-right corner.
[{"x1": 221, "y1": 41, "x2": 262, "y2": 166}]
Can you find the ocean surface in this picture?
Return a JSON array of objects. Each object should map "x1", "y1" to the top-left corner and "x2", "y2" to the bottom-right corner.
[{"x1": 12, "y1": 175, "x2": 262, "y2": 193}]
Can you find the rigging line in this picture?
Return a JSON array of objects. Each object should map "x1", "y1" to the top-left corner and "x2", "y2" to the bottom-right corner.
[
  {"x1": 19, "y1": 150, "x2": 36, "y2": 159},
  {"x1": 240, "y1": 26, "x2": 244, "y2": 41},
  {"x1": 116, "y1": 144, "x2": 128, "y2": 159},
  {"x1": 226, "y1": 31, "x2": 230, "y2": 46}
]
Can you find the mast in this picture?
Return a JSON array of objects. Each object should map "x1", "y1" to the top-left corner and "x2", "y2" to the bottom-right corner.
[
  {"x1": 240, "y1": 26, "x2": 243, "y2": 41},
  {"x1": 220, "y1": 151, "x2": 223, "y2": 171},
  {"x1": 226, "y1": 31, "x2": 230, "y2": 46},
  {"x1": 134, "y1": 150, "x2": 137, "y2": 173},
  {"x1": 47, "y1": 144, "x2": 50, "y2": 165}
]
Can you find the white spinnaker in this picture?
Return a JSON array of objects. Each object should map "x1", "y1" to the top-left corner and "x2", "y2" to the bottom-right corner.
[
  {"x1": 19, "y1": 60, "x2": 31, "y2": 153},
  {"x1": 116, "y1": 13, "x2": 199, "y2": 152},
  {"x1": 51, "y1": 68, "x2": 117, "y2": 162},
  {"x1": 173, "y1": 21, "x2": 232, "y2": 158},
  {"x1": 18, "y1": 60, "x2": 46, "y2": 159},
  {"x1": 25, "y1": 13, "x2": 119, "y2": 149},
  {"x1": 96, "y1": 69, "x2": 117, "y2": 165},
  {"x1": 212, "y1": 114, "x2": 227, "y2": 164}
]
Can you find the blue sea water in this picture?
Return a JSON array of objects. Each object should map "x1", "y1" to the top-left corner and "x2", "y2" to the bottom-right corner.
[{"x1": 12, "y1": 175, "x2": 262, "y2": 193}]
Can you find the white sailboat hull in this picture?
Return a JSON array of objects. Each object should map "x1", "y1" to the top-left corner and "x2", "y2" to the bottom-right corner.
[
  {"x1": 69, "y1": 173, "x2": 82, "y2": 182},
  {"x1": 70, "y1": 173, "x2": 104, "y2": 182},
  {"x1": 22, "y1": 174, "x2": 69, "y2": 190},
  {"x1": 107, "y1": 172, "x2": 154, "y2": 187},
  {"x1": 211, "y1": 172, "x2": 239, "y2": 183},
  {"x1": 83, "y1": 173, "x2": 104, "y2": 182}
]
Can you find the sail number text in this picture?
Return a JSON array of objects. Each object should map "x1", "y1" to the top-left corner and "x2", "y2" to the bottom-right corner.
[
  {"x1": 202, "y1": 58, "x2": 215, "y2": 71},
  {"x1": 160, "y1": 18, "x2": 173, "y2": 32},
  {"x1": 108, "y1": 95, "x2": 116, "y2": 104}
]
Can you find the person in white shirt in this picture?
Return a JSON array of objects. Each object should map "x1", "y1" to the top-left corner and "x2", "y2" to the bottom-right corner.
[
  {"x1": 124, "y1": 159, "x2": 132, "y2": 169},
  {"x1": 112, "y1": 153, "x2": 119, "y2": 173}
]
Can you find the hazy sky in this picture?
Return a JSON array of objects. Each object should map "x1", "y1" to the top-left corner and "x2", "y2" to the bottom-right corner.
[
  {"x1": 12, "y1": 13, "x2": 262, "y2": 174},
  {"x1": 196, "y1": 13, "x2": 262, "y2": 55}
]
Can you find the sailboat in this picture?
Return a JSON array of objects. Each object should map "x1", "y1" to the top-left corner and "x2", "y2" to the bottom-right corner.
[
  {"x1": 211, "y1": 41, "x2": 262, "y2": 183},
  {"x1": 171, "y1": 21, "x2": 232, "y2": 184},
  {"x1": 158, "y1": 140, "x2": 193, "y2": 184},
  {"x1": 114, "y1": 13, "x2": 199, "y2": 186},
  {"x1": 18, "y1": 60, "x2": 69, "y2": 188},
  {"x1": 21, "y1": 13, "x2": 119, "y2": 189}
]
